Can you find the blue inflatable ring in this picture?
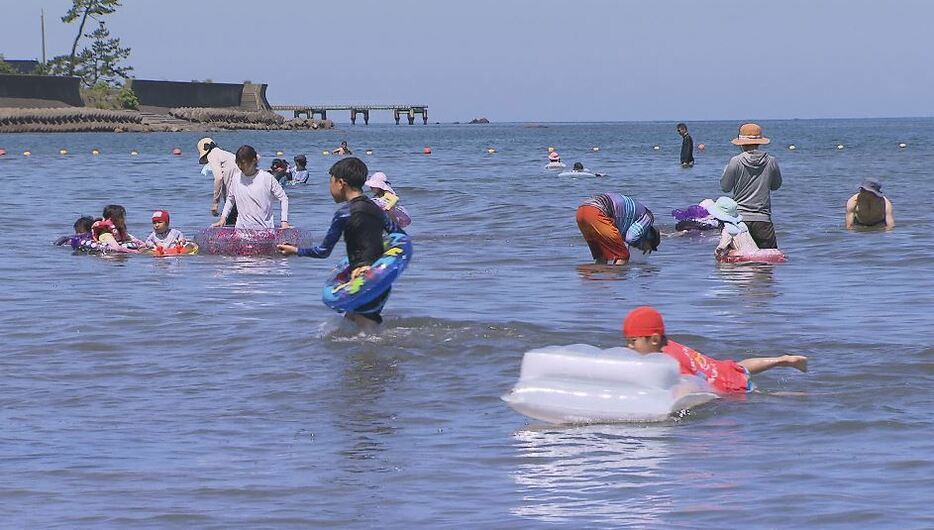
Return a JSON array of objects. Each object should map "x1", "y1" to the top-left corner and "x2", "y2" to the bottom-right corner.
[{"x1": 322, "y1": 232, "x2": 413, "y2": 312}]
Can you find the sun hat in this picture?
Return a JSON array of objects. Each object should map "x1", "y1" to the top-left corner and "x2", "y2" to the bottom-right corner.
[
  {"x1": 707, "y1": 196, "x2": 743, "y2": 224},
  {"x1": 858, "y1": 179, "x2": 884, "y2": 198},
  {"x1": 548, "y1": 151, "x2": 560, "y2": 161},
  {"x1": 730, "y1": 123, "x2": 770, "y2": 146},
  {"x1": 197, "y1": 137, "x2": 216, "y2": 164},
  {"x1": 151, "y1": 210, "x2": 170, "y2": 223},
  {"x1": 364, "y1": 171, "x2": 395, "y2": 194},
  {"x1": 623, "y1": 306, "x2": 665, "y2": 337}
]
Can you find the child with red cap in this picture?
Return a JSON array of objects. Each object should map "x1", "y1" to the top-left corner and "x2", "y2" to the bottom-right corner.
[
  {"x1": 623, "y1": 306, "x2": 807, "y2": 393},
  {"x1": 145, "y1": 210, "x2": 185, "y2": 249}
]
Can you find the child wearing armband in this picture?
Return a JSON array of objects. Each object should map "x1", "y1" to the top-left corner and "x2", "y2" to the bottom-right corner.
[{"x1": 623, "y1": 306, "x2": 807, "y2": 394}]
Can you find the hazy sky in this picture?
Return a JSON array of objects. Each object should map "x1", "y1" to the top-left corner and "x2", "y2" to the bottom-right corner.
[{"x1": 2, "y1": 0, "x2": 933, "y2": 122}]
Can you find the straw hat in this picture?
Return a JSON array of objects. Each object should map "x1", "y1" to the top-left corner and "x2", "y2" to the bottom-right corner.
[
  {"x1": 197, "y1": 137, "x2": 217, "y2": 164},
  {"x1": 730, "y1": 123, "x2": 770, "y2": 146}
]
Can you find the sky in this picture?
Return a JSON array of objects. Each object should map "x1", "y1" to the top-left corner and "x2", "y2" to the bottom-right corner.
[{"x1": 2, "y1": 0, "x2": 933, "y2": 122}]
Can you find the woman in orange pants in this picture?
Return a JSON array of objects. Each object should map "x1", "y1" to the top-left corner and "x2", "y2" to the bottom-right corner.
[{"x1": 576, "y1": 193, "x2": 659, "y2": 264}]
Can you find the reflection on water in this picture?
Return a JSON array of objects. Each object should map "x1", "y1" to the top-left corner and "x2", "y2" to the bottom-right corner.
[
  {"x1": 511, "y1": 424, "x2": 674, "y2": 526},
  {"x1": 713, "y1": 263, "x2": 777, "y2": 305},
  {"x1": 576, "y1": 262, "x2": 661, "y2": 281}
]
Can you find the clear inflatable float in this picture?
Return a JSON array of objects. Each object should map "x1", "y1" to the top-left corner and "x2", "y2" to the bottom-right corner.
[{"x1": 503, "y1": 344, "x2": 718, "y2": 424}]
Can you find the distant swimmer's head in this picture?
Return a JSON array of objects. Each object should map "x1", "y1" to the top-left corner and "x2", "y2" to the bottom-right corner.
[
  {"x1": 573, "y1": 162, "x2": 584, "y2": 171},
  {"x1": 235, "y1": 145, "x2": 259, "y2": 175},
  {"x1": 293, "y1": 154, "x2": 307, "y2": 168},
  {"x1": 197, "y1": 137, "x2": 217, "y2": 164},
  {"x1": 74, "y1": 216, "x2": 95, "y2": 234},
  {"x1": 329, "y1": 157, "x2": 368, "y2": 202},
  {"x1": 622, "y1": 306, "x2": 667, "y2": 354},
  {"x1": 635, "y1": 226, "x2": 660, "y2": 255},
  {"x1": 548, "y1": 151, "x2": 560, "y2": 162}
]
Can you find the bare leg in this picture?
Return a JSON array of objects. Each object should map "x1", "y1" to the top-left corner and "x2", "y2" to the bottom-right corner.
[{"x1": 738, "y1": 355, "x2": 808, "y2": 375}]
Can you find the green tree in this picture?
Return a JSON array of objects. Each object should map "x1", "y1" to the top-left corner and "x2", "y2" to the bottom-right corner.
[
  {"x1": 0, "y1": 55, "x2": 19, "y2": 74},
  {"x1": 74, "y1": 20, "x2": 132, "y2": 87},
  {"x1": 61, "y1": 0, "x2": 121, "y2": 77}
]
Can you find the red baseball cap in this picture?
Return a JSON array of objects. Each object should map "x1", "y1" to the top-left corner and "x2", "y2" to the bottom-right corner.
[
  {"x1": 622, "y1": 306, "x2": 665, "y2": 337},
  {"x1": 151, "y1": 210, "x2": 170, "y2": 223}
]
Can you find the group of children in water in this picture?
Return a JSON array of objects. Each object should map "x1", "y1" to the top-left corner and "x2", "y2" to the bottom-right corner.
[{"x1": 56, "y1": 205, "x2": 188, "y2": 254}]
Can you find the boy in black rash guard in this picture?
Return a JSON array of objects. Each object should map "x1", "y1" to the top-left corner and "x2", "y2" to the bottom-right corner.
[{"x1": 278, "y1": 157, "x2": 402, "y2": 328}]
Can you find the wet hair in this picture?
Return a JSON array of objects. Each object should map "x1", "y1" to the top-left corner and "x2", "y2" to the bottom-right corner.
[
  {"x1": 676, "y1": 123, "x2": 687, "y2": 131},
  {"x1": 329, "y1": 157, "x2": 368, "y2": 189},
  {"x1": 573, "y1": 162, "x2": 584, "y2": 171},
  {"x1": 235, "y1": 144, "x2": 258, "y2": 164},
  {"x1": 102, "y1": 204, "x2": 126, "y2": 222},
  {"x1": 74, "y1": 215, "x2": 94, "y2": 233},
  {"x1": 641, "y1": 226, "x2": 661, "y2": 253},
  {"x1": 294, "y1": 154, "x2": 307, "y2": 167}
]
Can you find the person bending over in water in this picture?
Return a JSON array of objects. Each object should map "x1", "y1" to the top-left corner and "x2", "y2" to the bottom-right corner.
[
  {"x1": 846, "y1": 179, "x2": 894, "y2": 230},
  {"x1": 623, "y1": 306, "x2": 808, "y2": 394},
  {"x1": 277, "y1": 157, "x2": 404, "y2": 330},
  {"x1": 576, "y1": 192, "x2": 660, "y2": 265}
]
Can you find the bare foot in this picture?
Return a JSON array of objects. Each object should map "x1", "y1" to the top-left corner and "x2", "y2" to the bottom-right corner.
[{"x1": 784, "y1": 355, "x2": 808, "y2": 372}]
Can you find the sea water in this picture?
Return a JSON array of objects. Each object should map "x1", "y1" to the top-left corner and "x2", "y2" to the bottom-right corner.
[{"x1": 0, "y1": 119, "x2": 932, "y2": 528}]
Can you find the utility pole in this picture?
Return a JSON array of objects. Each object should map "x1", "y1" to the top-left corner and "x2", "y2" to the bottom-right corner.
[{"x1": 41, "y1": 9, "x2": 47, "y2": 64}]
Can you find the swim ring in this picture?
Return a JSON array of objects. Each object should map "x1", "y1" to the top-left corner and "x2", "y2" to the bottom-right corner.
[
  {"x1": 193, "y1": 227, "x2": 311, "y2": 256},
  {"x1": 503, "y1": 344, "x2": 717, "y2": 424},
  {"x1": 717, "y1": 249, "x2": 786, "y2": 264},
  {"x1": 72, "y1": 237, "x2": 140, "y2": 254},
  {"x1": 544, "y1": 161, "x2": 566, "y2": 170},
  {"x1": 322, "y1": 232, "x2": 413, "y2": 312},
  {"x1": 372, "y1": 197, "x2": 412, "y2": 228},
  {"x1": 140, "y1": 242, "x2": 200, "y2": 256},
  {"x1": 672, "y1": 202, "x2": 719, "y2": 232}
]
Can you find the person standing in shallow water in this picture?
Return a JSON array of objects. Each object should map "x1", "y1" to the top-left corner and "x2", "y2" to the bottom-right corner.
[
  {"x1": 677, "y1": 123, "x2": 694, "y2": 167},
  {"x1": 846, "y1": 179, "x2": 895, "y2": 230},
  {"x1": 720, "y1": 123, "x2": 782, "y2": 249}
]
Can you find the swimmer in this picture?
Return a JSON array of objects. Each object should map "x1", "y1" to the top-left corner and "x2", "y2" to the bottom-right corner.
[
  {"x1": 846, "y1": 179, "x2": 894, "y2": 230},
  {"x1": 291, "y1": 155, "x2": 309, "y2": 184},
  {"x1": 576, "y1": 193, "x2": 660, "y2": 265},
  {"x1": 334, "y1": 141, "x2": 352, "y2": 156},
  {"x1": 145, "y1": 210, "x2": 186, "y2": 248},
  {"x1": 623, "y1": 306, "x2": 808, "y2": 394},
  {"x1": 55, "y1": 216, "x2": 94, "y2": 246},
  {"x1": 91, "y1": 205, "x2": 144, "y2": 252}
]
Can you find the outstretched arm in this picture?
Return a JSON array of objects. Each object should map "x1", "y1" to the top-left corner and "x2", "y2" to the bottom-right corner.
[{"x1": 738, "y1": 355, "x2": 808, "y2": 374}]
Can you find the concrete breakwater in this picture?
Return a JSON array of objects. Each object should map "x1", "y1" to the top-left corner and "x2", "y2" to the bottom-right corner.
[{"x1": 0, "y1": 107, "x2": 332, "y2": 133}]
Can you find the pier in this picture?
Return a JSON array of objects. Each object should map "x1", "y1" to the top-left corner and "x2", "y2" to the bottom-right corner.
[{"x1": 271, "y1": 104, "x2": 429, "y2": 125}]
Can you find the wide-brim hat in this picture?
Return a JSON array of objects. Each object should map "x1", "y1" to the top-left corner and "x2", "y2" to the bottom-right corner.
[
  {"x1": 197, "y1": 137, "x2": 216, "y2": 164},
  {"x1": 708, "y1": 196, "x2": 743, "y2": 224},
  {"x1": 364, "y1": 171, "x2": 395, "y2": 194},
  {"x1": 858, "y1": 179, "x2": 884, "y2": 198},
  {"x1": 730, "y1": 123, "x2": 770, "y2": 146}
]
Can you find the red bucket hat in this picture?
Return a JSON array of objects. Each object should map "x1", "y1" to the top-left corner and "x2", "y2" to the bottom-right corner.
[{"x1": 622, "y1": 306, "x2": 666, "y2": 337}]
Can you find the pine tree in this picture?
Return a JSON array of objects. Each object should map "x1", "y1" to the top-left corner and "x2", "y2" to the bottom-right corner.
[{"x1": 74, "y1": 20, "x2": 133, "y2": 87}]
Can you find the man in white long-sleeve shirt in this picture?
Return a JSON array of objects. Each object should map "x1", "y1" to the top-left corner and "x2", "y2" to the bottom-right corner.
[
  {"x1": 213, "y1": 145, "x2": 290, "y2": 230},
  {"x1": 198, "y1": 137, "x2": 238, "y2": 225}
]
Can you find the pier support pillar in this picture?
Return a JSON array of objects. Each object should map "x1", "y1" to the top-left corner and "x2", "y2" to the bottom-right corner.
[
  {"x1": 363, "y1": 110, "x2": 370, "y2": 125},
  {"x1": 350, "y1": 109, "x2": 357, "y2": 125},
  {"x1": 394, "y1": 110, "x2": 401, "y2": 125},
  {"x1": 407, "y1": 110, "x2": 415, "y2": 125}
]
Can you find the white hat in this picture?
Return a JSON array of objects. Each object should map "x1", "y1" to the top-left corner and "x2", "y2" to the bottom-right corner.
[{"x1": 364, "y1": 172, "x2": 395, "y2": 194}]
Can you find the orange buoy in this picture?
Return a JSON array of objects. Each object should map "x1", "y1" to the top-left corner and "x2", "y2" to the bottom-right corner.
[
  {"x1": 0, "y1": 148, "x2": 6, "y2": 156},
  {"x1": 171, "y1": 147, "x2": 182, "y2": 156},
  {"x1": 697, "y1": 143, "x2": 706, "y2": 151},
  {"x1": 423, "y1": 146, "x2": 432, "y2": 155}
]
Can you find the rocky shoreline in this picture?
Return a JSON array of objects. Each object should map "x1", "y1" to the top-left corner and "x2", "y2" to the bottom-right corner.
[{"x1": 0, "y1": 106, "x2": 332, "y2": 133}]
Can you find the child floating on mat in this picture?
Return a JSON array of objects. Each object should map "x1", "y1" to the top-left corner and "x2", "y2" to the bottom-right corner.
[
  {"x1": 91, "y1": 204, "x2": 144, "y2": 252},
  {"x1": 145, "y1": 210, "x2": 185, "y2": 249},
  {"x1": 277, "y1": 157, "x2": 404, "y2": 329},
  {"x1": 55, "y1": 215, "x2": 94, "y2": 246},
  {"x1": 623, "y1": 306, "x2": 807, "y2": 393},
  {"x1": 213, "y1": 145, "x2": 290, "y2": 230},
  {"x1": 705, "y1": 196, "x2": 762, "y2": 259},
  {"x1": 576, "y1": 192, "x2": 660, "y2": 265},
  {"x1": 291, "y1": 155, "x2": 309, "y2": 184}
]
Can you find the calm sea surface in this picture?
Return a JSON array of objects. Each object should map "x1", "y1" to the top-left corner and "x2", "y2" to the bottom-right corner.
[{"x1": 1, "y1": 119, "x2": 932, "y2": 528}]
